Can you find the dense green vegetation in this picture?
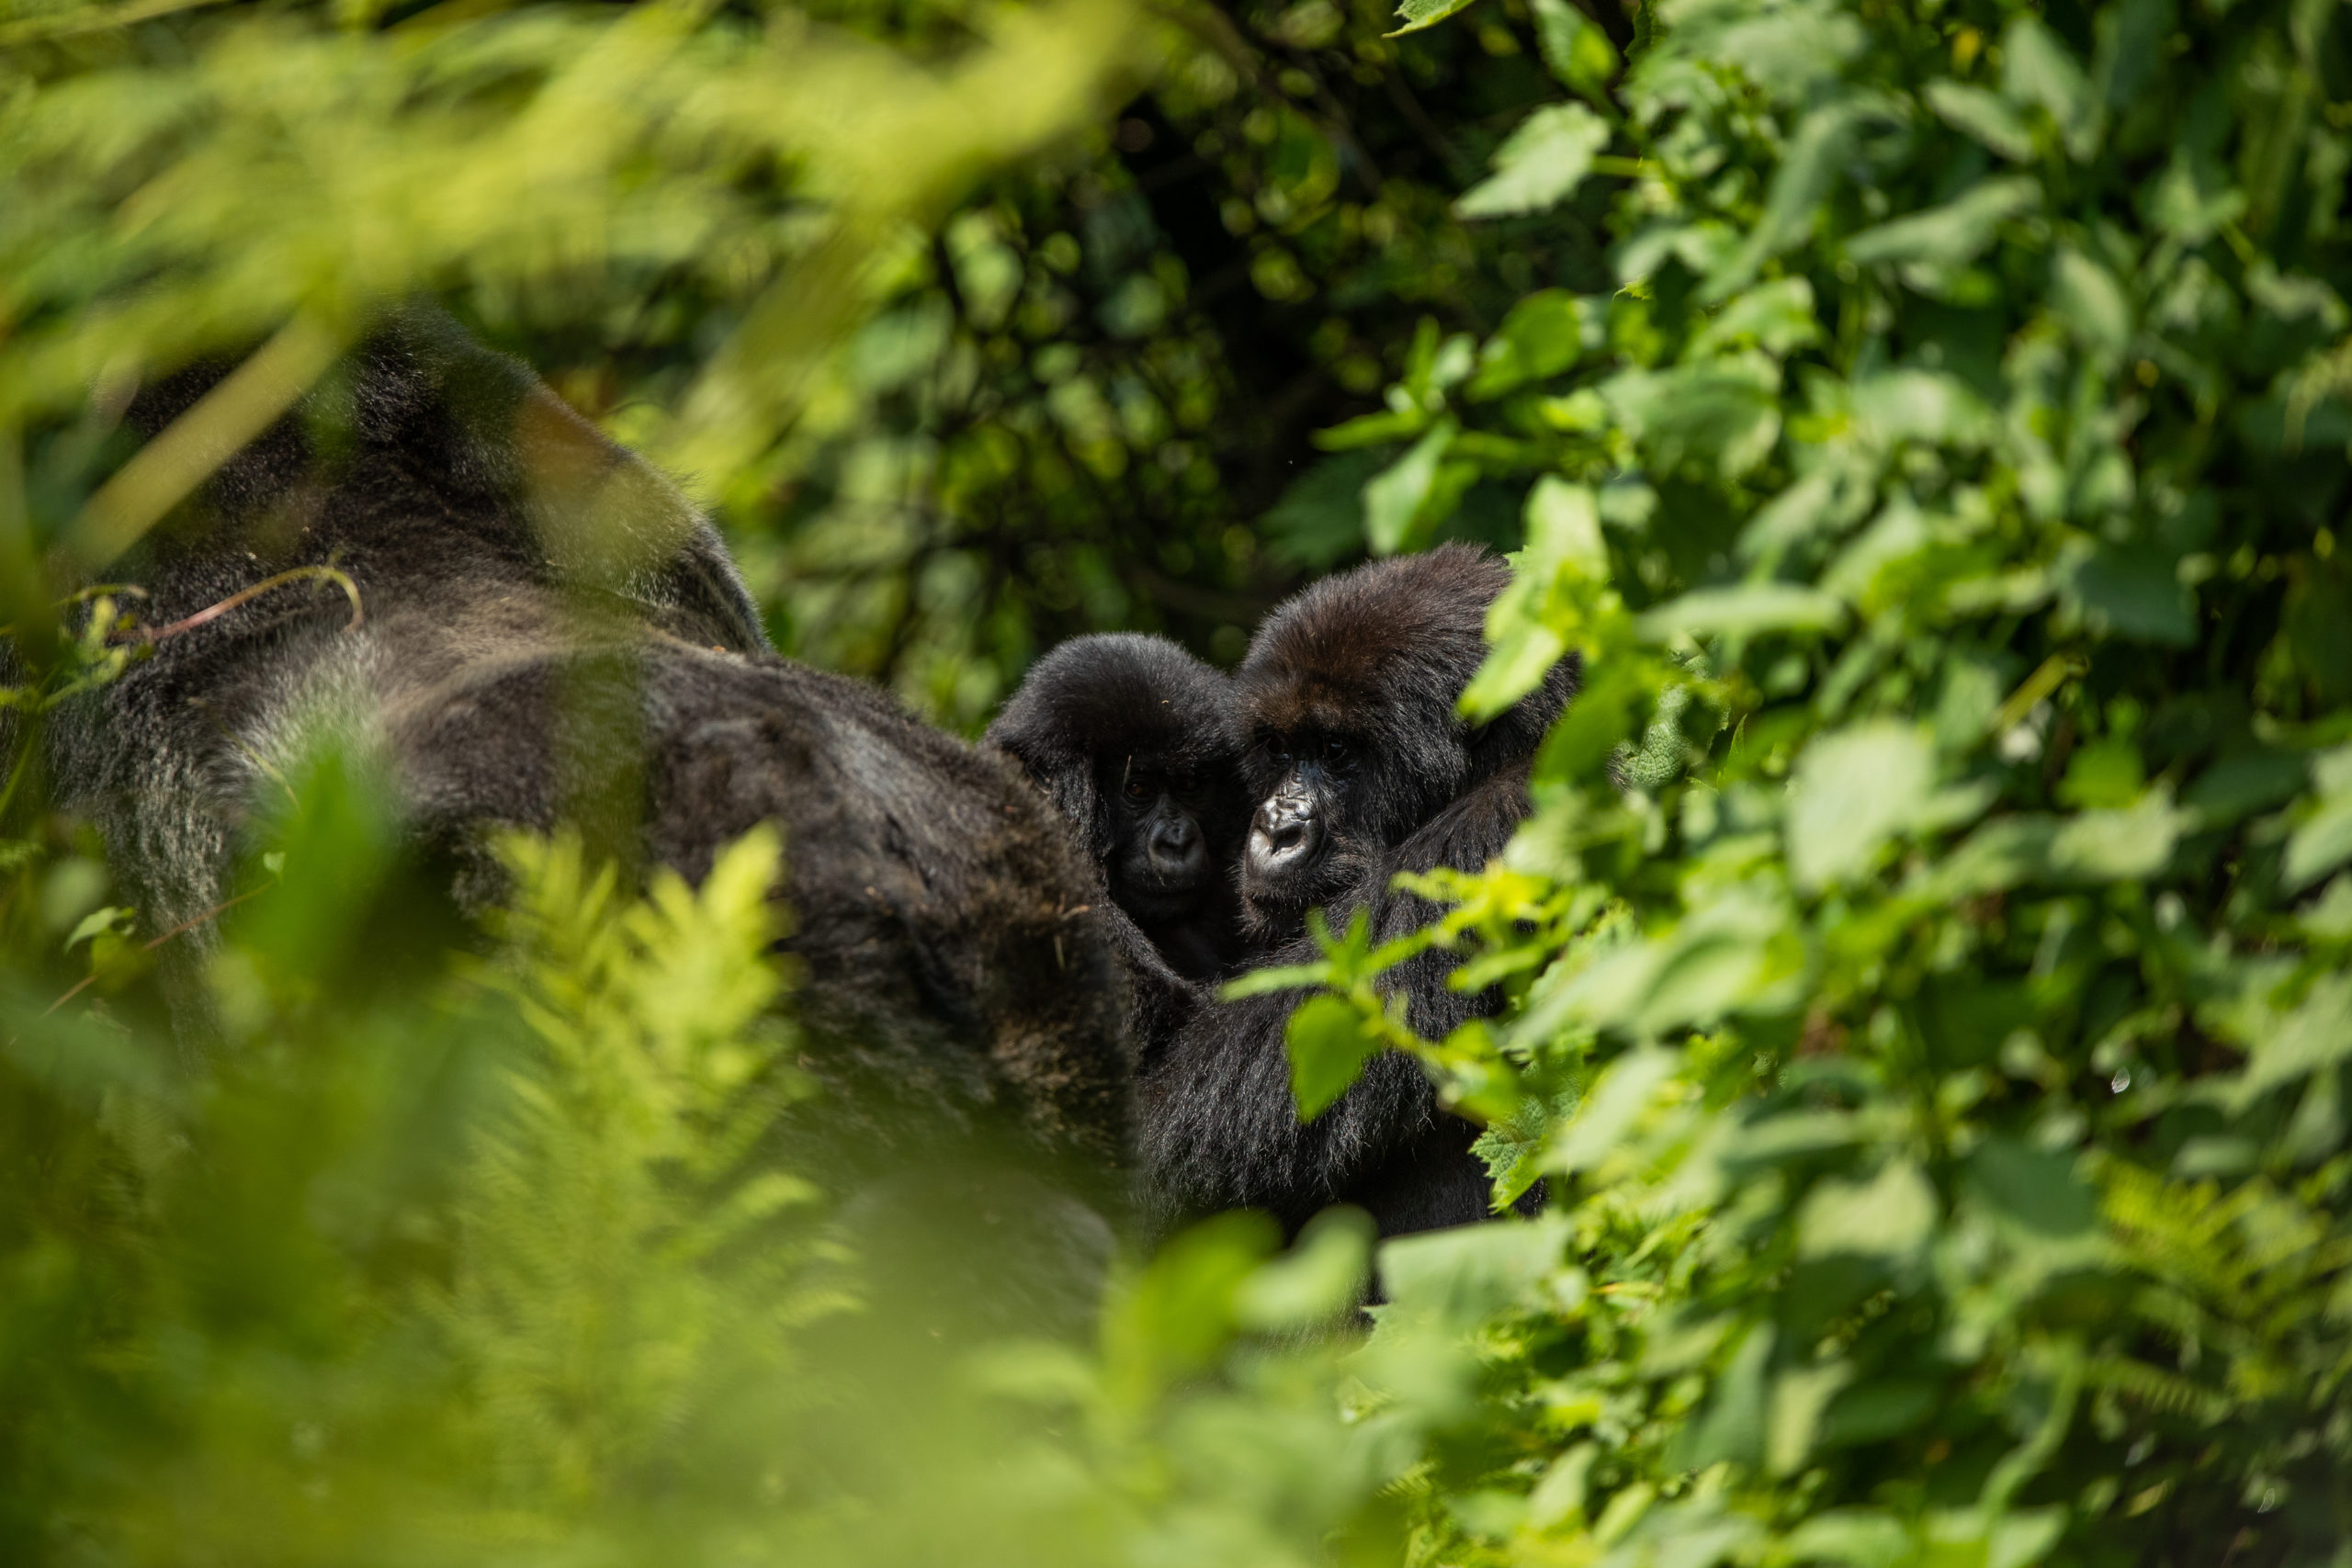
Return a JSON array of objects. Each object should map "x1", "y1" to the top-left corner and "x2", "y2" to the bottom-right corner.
[{"x1": 6, "y1": 0, "x2": 2352, "y2": 1563}]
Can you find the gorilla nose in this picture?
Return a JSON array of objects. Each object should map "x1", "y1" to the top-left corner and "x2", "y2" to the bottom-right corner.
[
  {"x1": 1147, "y1": 816, "x2": 1204, "y2": 880},
  {"x1": 1248, "y1": 795, "x2": 1321, "y2": 877}
]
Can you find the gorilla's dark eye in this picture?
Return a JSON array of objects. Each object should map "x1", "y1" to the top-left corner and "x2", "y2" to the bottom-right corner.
[
  {"x1": 1124, "y1": 777, "x2": 1152, "y2": 801},
  {"x1": 1269, "y1": 742, "x2": 1293, "y2": 767},
  {"x1": 1321, "y1": 737, "x2": 1350, "y2": 762}
]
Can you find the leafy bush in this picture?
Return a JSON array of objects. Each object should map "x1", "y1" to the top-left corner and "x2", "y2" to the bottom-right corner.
[{"x1": 7, "y1": 0, "x2": 2352, "y2": 1565}]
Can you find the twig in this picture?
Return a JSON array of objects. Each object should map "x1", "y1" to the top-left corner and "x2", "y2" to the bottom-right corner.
[
  {"x1": 114, "y1": 565, "x2": 365, "y2": 644},
  {"x1": 43, "y1": 882, "x2": 270, "y2": 1016}
]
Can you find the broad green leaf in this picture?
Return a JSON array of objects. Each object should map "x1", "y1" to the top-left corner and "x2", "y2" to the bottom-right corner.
[
  {"x1": 2004, "y1": 16, "x2": 2100, "y2": 160},
  {"x1": 1688, "y1": 277, "x2": 1821, "y2": 359},
  {"x1": 1530, "y1": 0, "x2": 1618, "y2": 101},
  {"x1": 1285, "y1": 994, "x2": 1381, "y2": 1120},
  {"x1": 63, "y1": 904, "x2": 131, "y2": 952},
  {"x1": 1361, "y1": 417, "x2": 1455, "y2": 555},
  {"x1": 1387, "y1": 0, "x2": 1482, "y2": 37},
  {"x1": 1776, "y1": 1509, "x2": 1911, "y2": 1568},
  {"x1": 1709, "y1": 98, "x2": 1880, "y2": 299},
  {"x1": 2051, "y1": 248, "x2": 2132, "y2": 358},
  {"x1": 1232, "y1": 1208, "x2": 1374, "y2": 1329},
  {"x1": 1769, "y1": 1361, "x2": 1854, "y2": 1476},
  {"x1": 1924, "y1": 79, "x2": 2036, "y2": 161},
  {"x1": 1844, "y1": 176, "x2": 2041, "y2": 272},
  {"x1": 1521, "y1": 475, "x2": 1609, "y2": 581},
  {"x1": 2067, "y1": 545, "x2": 2196, "y2": 645},
  {"x1": 1636, "y1": 582, "x2": 1848, "y2": 641},
  {"x1": 1456, "y1": 103, "x2": 1611, "y2": 219},
  {"x1": 1551, "y1": 1046, "x2": 1678, "y2": 1172},
  {"x1": 2286, "y1": 750, "x2": 2352, "y2": 887},
  {"x1": 2233, "y1": 973, "x2": 2352, "y2": 1104},
  {"x1": 1377, "y1": 1214, "x2": 1565, "y2": 1325},
  {"x1": 1467, "y1": 290, "x2": 1594, "y2": 400},
  {"x1": 1683, "y1": 1324, "x2": 1771, "y2": 1470},
  {"x1": 1785, "y1": 721, "x2": 1934, "y2": 891},
  {"x1": 2046, "y1": 792, "x2": 2186, "y2": 882},
  {"x1": 1797, "y1": 1158, "x2": 1938, "y2": 1260}
]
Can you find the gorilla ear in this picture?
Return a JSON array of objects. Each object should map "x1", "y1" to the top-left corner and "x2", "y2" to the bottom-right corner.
[{"x1": 1466, "y1": 649, "x2": 1581, "y2": 780}]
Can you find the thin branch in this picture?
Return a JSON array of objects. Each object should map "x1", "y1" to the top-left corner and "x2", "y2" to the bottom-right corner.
[{"x1": 115, "y1": 565, "x2": 365, "y2": 644}]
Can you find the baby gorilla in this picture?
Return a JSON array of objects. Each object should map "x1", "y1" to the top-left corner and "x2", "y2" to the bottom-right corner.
[{"x1": 988, "y1": 634, "x2": 1249, "y2": 1006}]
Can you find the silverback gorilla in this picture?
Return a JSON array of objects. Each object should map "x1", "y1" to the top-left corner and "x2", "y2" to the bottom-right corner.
[
  {"x1": 41, "y1": 311, "x2": 1130, "y2": 1195},
  {"x1": 1138, "y1": 544, "x2": 1577, "y2": 1240}
]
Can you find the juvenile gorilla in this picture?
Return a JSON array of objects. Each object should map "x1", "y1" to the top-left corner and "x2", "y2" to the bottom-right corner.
[
  {"x1": 42, "y1": 312, "x2": 1130, "y2": 1199},
  {"x1": 987, "y1": 633, "x2": 1248, "y2": 989},
  {"x1": 1139, "y1": 544, "x2": 1576, "y2": 1240}
]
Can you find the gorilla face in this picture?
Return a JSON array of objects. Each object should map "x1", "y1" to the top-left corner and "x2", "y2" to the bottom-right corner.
[
  {"x1": 1106, "y1": 761, "x2": 1214, "y2": 908},
  {"x1": 1239, "y1": 726, "x2": 1388, "y2": 919}
]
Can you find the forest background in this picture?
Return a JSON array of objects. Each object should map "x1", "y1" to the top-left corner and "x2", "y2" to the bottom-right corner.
[{"x1": 6, "y1": 0, "x2": 2352, "y2": 1564}]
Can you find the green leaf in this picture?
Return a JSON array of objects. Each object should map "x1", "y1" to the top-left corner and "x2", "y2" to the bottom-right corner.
[
  {"x1": 1707, "y1": 97, "x2": 1873, "y2": 300},
  {"x1": 1361, "y1": 417, "x2": 1456, "y2": 555},
  {"x1": 1688, "y1": 277, "x2": 1821, "y2": 359},
  {"x1": 1386, "y1": 0, "x2": 1483, "y2": 37},
  {"x1": 1683, "y1": 1324, "x2": 1772, "y2": 1470},
  {"x1": 1797, "y1": 1158, "x2": 1938, "y2": 1260},
  {"x1": 1286, "y1": 994, "x2": 1382, "y2": 1121},
  {"x1": 1635, "y1": 582, "x2": 1848, "y2": 641},
  {"x1": 2004, "y1": 16, "x2": 2101, "y2": 160},
  {"x1": 1233, "y1": 1208, "x2": 1374, "y2": 1328},
  {"x1": 1377, "y1": 1213, "x2": 1565, "y2": 1325},
  {"x1": 2051, "y1": 248, "x2": 2132, "y2": 359},
  {"x1": 1529, "y1": 0, "x2": 1618, "y2": 101},
  {"x1": 1456, "y1": 103, "x2": 1611, "y2": 219},
  {"x1": 2287, "y1": 750, "x2": 2352, "y2": 888},
  {"x1": 63, "y1": 904, "x2": 132, "y2": 953},
  {"x1": 1844, "y1": 176, "x2": 2041, "y2": 274},
  {"x1": 2047, "y1": 792, "x2": 2187, "y2": 882},
  {"x1": 1467, "y1": 290, "x2": 1594, "y2": 400},
  {"x1": 1924, "y1": 79, "x2": 2036, "y2": 161},
  {"x1": 2067, "y1": 544, "x2": 2196, "y2": 645},
  {"x1": 1785, "y1": 722, "x2": 1936, "y2": 891}
]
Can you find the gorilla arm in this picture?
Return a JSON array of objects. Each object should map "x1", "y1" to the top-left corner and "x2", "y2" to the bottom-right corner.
[{"x1": 1137, "y1": 764, "x2": 1534, "y2": 1238}]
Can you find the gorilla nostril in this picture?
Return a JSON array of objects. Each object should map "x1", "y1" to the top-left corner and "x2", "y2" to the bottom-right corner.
[{"x1": 1247, "y1": 805, "x2": 1319, "y2": 874}]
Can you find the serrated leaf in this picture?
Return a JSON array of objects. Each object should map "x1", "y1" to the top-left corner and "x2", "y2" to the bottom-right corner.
[{"x1": 1457, "y1": 103, "x2": 1611, "y2": 218}]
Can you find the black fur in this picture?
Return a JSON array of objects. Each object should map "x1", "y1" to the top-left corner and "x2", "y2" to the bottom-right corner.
[
  {"x1": 40, "y1": 310, "x2": 1131, "y2": 1192},
  {"x1": 986, "y1": 634, "x2": 1249, "y2": 1082},
  {"x1": 1138, "y1": 544, "x2": 1577, "y2": 1239},
  {"x1": 987, "y1": 635, "x2": 1247, "y2": 974}
]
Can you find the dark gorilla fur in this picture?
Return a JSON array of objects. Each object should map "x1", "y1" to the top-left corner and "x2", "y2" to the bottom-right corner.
[
  {"x1": 986, "y1": 634, "x2": 1248, "y2": 976},
  {"x1": 1138, "y1": 543, "x2": 1577, "y2": 1241},
  {"x1": 986, "y1": 634, "x2": 1249, "y2": 1058},
  {"x1": 40, "y1": 311, "x2": 1130, "y2": 1203}
]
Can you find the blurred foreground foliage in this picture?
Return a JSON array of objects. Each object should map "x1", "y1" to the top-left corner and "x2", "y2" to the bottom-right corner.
[{"x1": 8, "y1": 0, "x2": 2352, "y2": 1565}]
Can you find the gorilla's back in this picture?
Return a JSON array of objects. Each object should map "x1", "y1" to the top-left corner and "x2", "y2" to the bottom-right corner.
[{"x1": 45, "y1": 312, "x2": 1130, "y2": 1190}]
